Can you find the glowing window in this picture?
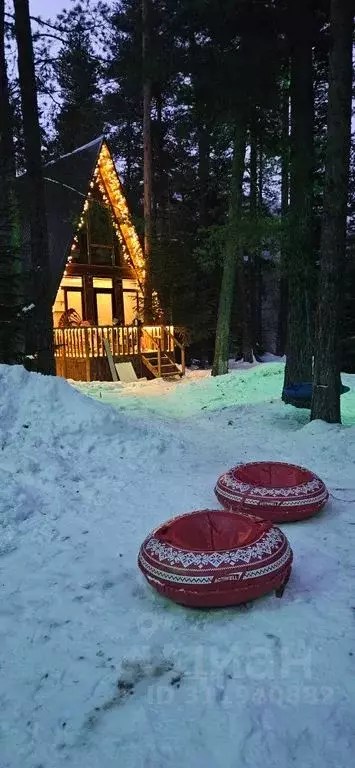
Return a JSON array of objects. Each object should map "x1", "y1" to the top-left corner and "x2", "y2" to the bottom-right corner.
[
  {"x1": 61, "y1": 277, "x2": 82, "y2": 288},
  {"x1": 96, "y1": 293, "x2": 113, "y2": 326},
  {"x1": 122, "y1": 279, "x2": 139, "y2": 291},
  {"x1": 93, "y1": 278, "x2": 113, "y2": 290},
  {"x1": 123, "y1": 291, "x2": 138, "y2": 325},
  {"x1": 66, "y1": 290, "x2": 83, "y2": 319}
]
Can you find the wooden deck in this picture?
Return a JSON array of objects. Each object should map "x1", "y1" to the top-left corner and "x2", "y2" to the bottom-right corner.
[{"x1": 53, "y1": 324, "x2": 184, "y2": 381}]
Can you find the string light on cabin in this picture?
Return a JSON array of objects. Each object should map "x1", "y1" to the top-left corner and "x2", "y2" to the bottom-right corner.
[
  {"x1": 94, "y1": 171, "x2": 136, "y2": 272},
  {"x1": 66, "y1": 188, "x2": 94, "y2": 266},
  {"x1": 62, "y1": 144, "x2": 151, "y2": 300},
  {"x1": 97, "y1": 143, "x2": 146, "y2": 281}
]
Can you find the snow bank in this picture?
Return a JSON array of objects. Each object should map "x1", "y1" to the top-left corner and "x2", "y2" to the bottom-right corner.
[
  {"x1": 75, "y1": 361, "x2": 355, "y2": 425},
  {"x1": 0, "y1": 365, "x2": 184, "y2": 552},
  {"x1": 1, "y1": 362, "x2": 355, "y2": 768}
]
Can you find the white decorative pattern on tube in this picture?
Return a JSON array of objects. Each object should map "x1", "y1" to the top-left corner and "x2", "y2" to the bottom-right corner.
[{"x1": 144, "y1": 527, "x2": 283, "y2": 569}]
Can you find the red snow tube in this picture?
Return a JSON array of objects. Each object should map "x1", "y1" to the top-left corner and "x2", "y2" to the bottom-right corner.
[
  {"x1": 138, "y1": 509, "x2": 293, "y2": 608},
  {"x1": 215, "y1": 461, "x2": 328, "y2": 522}
]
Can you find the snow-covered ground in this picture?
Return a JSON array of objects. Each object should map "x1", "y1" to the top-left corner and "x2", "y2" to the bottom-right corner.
[{"x1": 1, "y1": 361, "x2": 355, "y2": 768}]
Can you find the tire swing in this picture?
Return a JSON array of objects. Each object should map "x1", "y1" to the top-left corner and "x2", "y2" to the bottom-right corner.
[
  {"x1": 215, "y1": 461, "x2": 328, "y2": 522},
  {"x1": 138, "y1": 509, "x2": 293, "y2": 608}
]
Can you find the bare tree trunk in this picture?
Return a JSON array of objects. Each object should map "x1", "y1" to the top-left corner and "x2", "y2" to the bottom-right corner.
[
  {"x1": 197, "y1": 121, "x2": 210, "y2": 228},
  {"x1": 190, "y1": 31, "x2": 210, "y2": 232},
  {"x1": 238, "y1": 259, "x2": 254, "y2": 363},
  {"x1": 311, "y1": 0, "x2": 353, "y2": 423},
  {"x1": 282, "y1": 0, "x2": 314, "y2": 405},
  {"x1": 154, "y1": 88, "x2": 167, "y2": 244},
  {"x1": 142, "y1": 0, "x2": 153, "y2": 322},
  {"x1": 255, "y1": 138, "x2": 263, "y2": 350},
  {"x1": 235, "y1": 117, "x2": 256, "y2": 365},
  {"x1": 152, "y1": 88, "x2": 171, "y2": 320},
  {"x1": 212, "y1": 119, "x2": 247, "y2": 376},
  {"x1": 0, "y1": 0, "x2": 25, "y2": 363},
  {"x1": 276, "y1": 71, "x2": 290, "y2": 356},
  {"x1": 14, "y1": 0, "x2": 54, "y2": 375},
  {"x1": 125, "y1": 121, "x2": 132, "y2": 194},
  {"x1": 249, "y1": 113, "x2": 261, "y2": 355}
]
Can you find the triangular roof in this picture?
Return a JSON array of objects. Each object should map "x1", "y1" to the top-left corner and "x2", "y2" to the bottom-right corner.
[{"x1": 17, "y1": 137, "x2": 145, "y2": 302}]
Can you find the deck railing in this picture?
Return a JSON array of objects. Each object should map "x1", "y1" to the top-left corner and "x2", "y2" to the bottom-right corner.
[{"x1": 53, "y1": 324, "x2": 175, "y2": 360}]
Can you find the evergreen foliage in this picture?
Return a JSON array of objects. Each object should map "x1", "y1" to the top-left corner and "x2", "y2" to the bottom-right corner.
[
  {"x1": 0, "y1": 0, "x2": 354, "y2": 420},
  {"x1": 54, "y1": 6, "x2": 104, "y2": 154}
]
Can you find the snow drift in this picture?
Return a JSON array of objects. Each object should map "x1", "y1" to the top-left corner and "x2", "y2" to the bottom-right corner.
[{"x1": 1, "y1": 362, "x2": 355, "y2": 768}]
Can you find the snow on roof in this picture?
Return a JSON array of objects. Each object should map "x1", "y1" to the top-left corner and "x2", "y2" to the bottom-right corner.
[{"x1": 45, "y1": 136, "x2": 105, "y2": 168}]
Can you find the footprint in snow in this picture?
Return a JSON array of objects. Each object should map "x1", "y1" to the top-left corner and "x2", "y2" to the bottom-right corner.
[{"x1": 81, "y1": 655, "x2": 180, "y2": 738}]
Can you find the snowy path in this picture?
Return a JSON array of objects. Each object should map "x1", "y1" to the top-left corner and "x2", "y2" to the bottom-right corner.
[{"x1": 1, "y1": 363, "x2": 355, "y2": 767}]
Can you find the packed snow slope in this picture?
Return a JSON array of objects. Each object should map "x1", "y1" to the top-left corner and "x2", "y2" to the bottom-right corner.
[{"x1": 1, "y1": 362, "x2": 355, "y2": 768}]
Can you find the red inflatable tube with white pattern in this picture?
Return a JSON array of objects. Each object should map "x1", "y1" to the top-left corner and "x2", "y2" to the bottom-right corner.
[
  {"x1": 138, "y1": 509, "x2": 293, "y2": 608},
  {"x1": 215, "y1": 461, "x2": 328, "y2": 522}
]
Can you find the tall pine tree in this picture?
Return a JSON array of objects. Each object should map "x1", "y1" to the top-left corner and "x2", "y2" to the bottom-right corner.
[
  {"x1": 311, "y1": 0, "x2": 354, "y2": 423},
  {"x1": 14, "y1": 0, "x2": 54, "y2": 375},
  {"x1": 54, "y1": 10, "x2": 103, "y2": 154},
  {"x1": 282, "y1": 0, "x2": 314, "y2": 404},
  {"x1": 0, "y1": 0, "x2": 25, "y2": 363}
]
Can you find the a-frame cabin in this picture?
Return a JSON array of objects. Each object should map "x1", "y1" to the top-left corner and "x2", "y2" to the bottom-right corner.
[{"x1": 25, "y1": 137, "x2": 183, "y2": 381}]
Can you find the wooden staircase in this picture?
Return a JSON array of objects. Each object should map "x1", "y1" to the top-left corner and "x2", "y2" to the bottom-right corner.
[
  {"x1": 140, "y1": 325, "x2": 185, "y2": 379},
  {"x1": 142, "y1": 351, "x2": 183, "y2": 379}
]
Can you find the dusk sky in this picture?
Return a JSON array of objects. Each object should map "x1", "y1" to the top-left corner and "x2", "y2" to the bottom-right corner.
[{"x1": 30, "y1": 0, "x2": 72, "y2": 20}]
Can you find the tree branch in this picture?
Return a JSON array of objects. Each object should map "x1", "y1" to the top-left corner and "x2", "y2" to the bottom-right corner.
[
  {"x1": 32, "y1": 31, "x2": 66, "y2": 43},
  {"x1": 5, "y1": 10, "x2": 69, "y2": 35}
]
